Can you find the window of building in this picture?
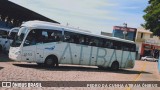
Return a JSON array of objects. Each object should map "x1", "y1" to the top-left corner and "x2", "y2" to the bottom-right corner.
[{"x1": 141, "y1": 33, "x2": 144, "y2": 38}]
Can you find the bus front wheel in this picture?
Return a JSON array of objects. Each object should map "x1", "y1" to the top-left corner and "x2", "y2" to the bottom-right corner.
[
  {"x1": 45, "y1": 56, "x2": 58, "y2": 67},
  {"x1": 111, "y1": 61, "x2": 119, "y2": 70}
]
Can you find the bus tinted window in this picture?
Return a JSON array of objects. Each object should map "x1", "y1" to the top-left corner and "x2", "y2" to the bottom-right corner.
[
  {"x1": 63, "y1": 31, "x2": 135, "y2": 51},
  {"x1": 64, "y1": 31, "x2": 80, "y2": 44},
  {"x1": 24, "y1": 29, "x2": 62, "y2": 46},
  {"x1": 89, "y1": 36, "x2": 99, "y2": 47},
  {"x1": 122, "y1": 42, "x2": 135, "y2": 52}
]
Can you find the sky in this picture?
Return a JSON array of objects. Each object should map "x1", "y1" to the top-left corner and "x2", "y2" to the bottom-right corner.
[{"x1": 9, "y1": 0, "x2": 148, "y2": 34}]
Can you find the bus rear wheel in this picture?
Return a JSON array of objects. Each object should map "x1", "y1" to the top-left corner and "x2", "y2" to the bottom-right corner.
[{"x1": 111, "y1": 61, "x2": 119, "y2": 70}]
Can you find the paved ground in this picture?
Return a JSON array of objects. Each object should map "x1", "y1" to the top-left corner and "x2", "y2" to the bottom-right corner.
[{"x1": 0, "y1": 54, "x2": 160, "y2": 90}]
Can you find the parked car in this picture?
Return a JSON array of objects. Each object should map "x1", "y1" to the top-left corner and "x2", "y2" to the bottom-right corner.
[{"x1": 141, "y1": 56, "x2": 158, "y2": 62}]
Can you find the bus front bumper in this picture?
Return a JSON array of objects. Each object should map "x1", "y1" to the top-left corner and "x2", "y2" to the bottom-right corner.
[{"x1": 9, "y1": 47, "x2": 21, "y2": 61}]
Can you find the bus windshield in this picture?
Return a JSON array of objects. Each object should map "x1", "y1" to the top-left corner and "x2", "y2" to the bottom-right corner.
[{"x1": 11, "y1": 27, "x2": 28, "y2": 47}]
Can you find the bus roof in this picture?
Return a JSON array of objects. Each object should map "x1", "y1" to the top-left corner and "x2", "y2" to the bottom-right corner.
[{"x1": 21, "y1": 20, "x2": 135, "y2": 44}]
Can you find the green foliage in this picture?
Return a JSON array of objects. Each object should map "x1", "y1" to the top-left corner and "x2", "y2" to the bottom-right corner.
[{"x1": 142, "y1": 0, "x2": 160, "y2": 36}]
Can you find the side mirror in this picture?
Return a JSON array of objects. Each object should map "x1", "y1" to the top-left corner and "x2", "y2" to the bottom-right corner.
[{"x1": 24, "y1": 40, "x2": 30, "y2": 46}]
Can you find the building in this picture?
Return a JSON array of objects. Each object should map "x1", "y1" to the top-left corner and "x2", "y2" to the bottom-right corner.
[
  {"x1": 112, "y1": 26, "x2": 137, "y2": 41},
  {"x1": 101, "y1": 31, "x2": 112, "y2": 37},
  {"x1": 135, "y1": 27, "x2": 160, "y2": 59}
]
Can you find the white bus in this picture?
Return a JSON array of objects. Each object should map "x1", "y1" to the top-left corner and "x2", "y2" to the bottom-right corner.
[
  {"x1": 9, "y1": 20, "x2": 136, "y2": 70},
  {"x1": 0, "y1": 27, "x2": 19, "y2": 53}
]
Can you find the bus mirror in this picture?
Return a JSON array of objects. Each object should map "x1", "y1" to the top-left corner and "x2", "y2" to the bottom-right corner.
[
  {"x1": 8, "y1": 32, "x2": 11, "y2": 37},
  {"x1": 18, "y1": 30, "x2": 22, "y2": 36},
  {"x1": 24, "y1": 40, "x2": 30, "y2": 46}
]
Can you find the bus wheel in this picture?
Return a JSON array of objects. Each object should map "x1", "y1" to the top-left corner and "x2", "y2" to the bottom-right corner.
[
  {"x1": 45, "y1": 57, "x2": 54, "y2": 67},
  {"x1": 45, "y1": 56, "x2": 58, "y2": 67},
  {"x1": 111, "y1": 61, "x2": 119, "y2": 70}
]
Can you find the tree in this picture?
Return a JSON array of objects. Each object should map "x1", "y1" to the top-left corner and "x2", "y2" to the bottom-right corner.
[{"x1": 142, "y1": 0, "x2": 160, "y2": 36}]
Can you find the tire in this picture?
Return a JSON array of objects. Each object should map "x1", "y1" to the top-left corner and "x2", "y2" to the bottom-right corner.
[
  {"x1": 111, "y1": 61, "x2": 119, "y2": 71},
  {"x1": 45, "y1": 57, "x2": 55, "y2": 67},
  {"x1": 45, "y1": 56, "x2": 58, "y2": 67}
]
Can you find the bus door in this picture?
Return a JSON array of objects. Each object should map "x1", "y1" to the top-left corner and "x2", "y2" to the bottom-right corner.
[
  {"x1": 21, "y1": 30, "x2": 36, "y2": 62},
  {"x1": 22, "y1": 40, "x2": 36, "y2": 62},
  {"x1": 36, "y1": 43, "x2": 44, "y2": 62},
  {"x1": 35, "y1": 30, "x2": 47, "y2": 63}
]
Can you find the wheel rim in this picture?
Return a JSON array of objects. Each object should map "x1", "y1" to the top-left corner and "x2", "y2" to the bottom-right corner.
[{"x1": 46, "y1": 58, "x2": 53, "y2": 65}]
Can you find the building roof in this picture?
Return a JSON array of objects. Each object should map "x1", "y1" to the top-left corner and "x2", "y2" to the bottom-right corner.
[
  {"x1": 0, "y1": 0, "x2": 60, "y2": 25},
  {"x1": 101, "y1": 31, "x2": 112, "y2": 37},
  {"x1": 137, "y1": 27, "x2": 152, "y2": 34}
]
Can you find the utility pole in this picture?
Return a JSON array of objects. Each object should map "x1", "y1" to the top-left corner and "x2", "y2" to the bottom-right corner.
[{"x1": 123, "y1": 23, "x2": 127, "y2": 39}]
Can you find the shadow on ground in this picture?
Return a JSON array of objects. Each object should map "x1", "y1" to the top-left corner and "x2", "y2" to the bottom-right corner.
[
  {"x1": 0, "y1": 67, "x2": 4, "y2": 70},
  {"x1": 13, "y1": 63, "x2": 152, "y2": 75}
]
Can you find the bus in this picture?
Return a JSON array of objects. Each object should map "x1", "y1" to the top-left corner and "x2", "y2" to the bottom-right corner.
[
  {"x1": 9, "y1": 20, "x2": 136, "y2": 70},
  {"x1": 0, "y1": 27, "x2": 19, "y2": 53}
]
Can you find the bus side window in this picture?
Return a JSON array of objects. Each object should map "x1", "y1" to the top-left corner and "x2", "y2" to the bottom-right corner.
[
  {"x1": 84, "y1": 37, "x2": 90, "y2": 45},
  {"x1": 89, "y1": 39, "x2": 96, "y2": 46},
  {"x1": 109, "y1": 41, "x2": 114, "y2": 49},
  {"x1": 79, "y1": 36, "x2": 85, "y2": 45},
  {"x1": 116, "y1": 41, "x2": 122, "y2": 50},
  {"x1": 45, "y1": 30, "x2": 62, "y2": 43},
  {"x1": 79, "y1": 35, "x2": 89, "y2": 45},
  {"x1": 98, "y1": 38, "x2": 104, "y2": 47},
  {"x1": 24, "y1": 30, "x2": 37, "y2": 46},
  {"x1": 64, "y1": 31, "x2": 71, "y2": 42},
  {"x1": 64, "y1": 31, "x2": 78, "y2": 43},
  {"x1": 130, "y1": 44, "x2": 136, "y2": 52},
  {"x1": 42, "y1": 31, "x2": 48, "y2": 43},
  {"x1": 88, "y1": 36, "x2": 99, "y2": 47},
  {"x1": 123, "y1": 43, "x2": 129, "y2": 51}
]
